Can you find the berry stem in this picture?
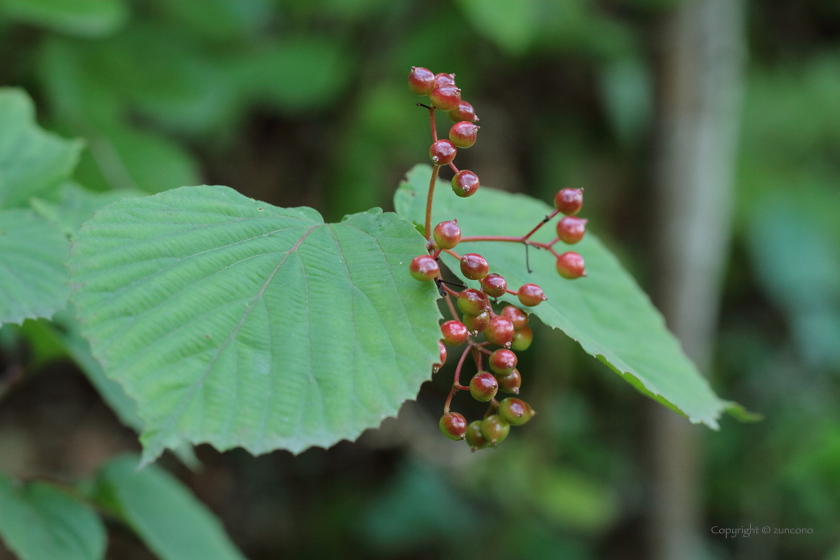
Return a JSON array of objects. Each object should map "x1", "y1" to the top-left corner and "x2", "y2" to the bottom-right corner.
[
  {"x1": 484, "y1": 399, "x2": 500, "y2": 418},
  {"x1": 444, "y1": 345, "x2": 473, "y2": 413},
  {"x1": 443, "y1": 292, "x2": 460, "y2": 320},
  {"x1": 442, "y1": 248, "x2": 462, "y2": 260},
  {"x1": 523, "y1": 209, "x2": 559, "y2": 240},
  {"x1": 424, "y1": 106, "x2": 439, "y2": 242},
  {"x1": 449, "y1": 162, "x2": 459, "y2": 174},
  {"x1": 441, "y1": 284, "x2": 460, "y2": 297}
]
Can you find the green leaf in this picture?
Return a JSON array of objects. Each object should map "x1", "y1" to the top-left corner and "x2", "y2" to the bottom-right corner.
[
  {"x1": 0, "y1": 209, "x2": 70, "y2": 325},
  {"x1": 31, "y1": 182, "x2": 146, "y2": 236},
  {"x1": 0, "y1": 475, "x2": 105, "y2": 560},
  {"x1": 90, "y1": 455, "x2": 243, "y2": 560},
  {"x1": 457, "y1": 0, "x2": 540, "y2": 56},
  {"x1": 0, "y1": 0, "x2": 128, "y2": 37},
  {"x1": 0, "y1": 88, "x2": 83, "y2": 208},
  {"x1": 68, "y1": 186, "x2": 441, "y2": 463},
  {"x1": 396, "y1": 165, "x2": 728, "y2": 427}
]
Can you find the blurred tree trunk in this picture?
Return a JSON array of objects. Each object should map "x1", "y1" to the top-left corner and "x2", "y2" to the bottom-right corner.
[{"x1": 649, "y1": 1, "x2": 746, "y2": 559}]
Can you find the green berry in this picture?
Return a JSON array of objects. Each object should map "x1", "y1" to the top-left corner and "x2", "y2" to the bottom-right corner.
[
  {"x1": 517, "y1": 283, "x2": 546, "y2": 307},
  {"x1": 498, "y1": 398, "x2": 535, "y2": 426},
  {"x1": 433, "y1": 219, "x2": 461, "y2": 249},
  {"x1": 408, "y1": 66, "x2": 435, "y2": 96},
  {"x1": 556, "y1": 252, "x2": 586, "y2": 279},
  {"x1": 441, "y1": 320, "x2": 469, "y2": 345},
  {"x1": 465, "y1": 420, "x2": 491, "y2": 451},
  {"x1": 510, "y1": 326, "x2": 533, "y2": 351},
  {"x1": 451, "y1": 170, "x2": 479, "y2": 198},
  {"x1": 495, "y1": 368, "x2": 521, "y2": 394},
  {"x1": 457, "y1": 288, "x2": 488, "y2": 316},
  {"x1": 449, "y1": 121, "x2": 479, "y2": 148},
  {"x1": 462, "y1": 311, "x2": 490, "y2": 334},
  {"x1": 489, "y1": 349, "x2": 517, "y2": 375},
  {"x1": 480, "y1": 273, "x2": 507, "y2": 298},
  {"x1": 469, "y1": 371, "x2": 498, "y2": 402},
  {"x1": 460, "y1": 252, "x2": 489, "y2": 280},
  {"x1": 483, "y1": 315, "x2": 514, "y2": 347},
  {"x1": 480, "y1": 414, "x2": 510, "y2": 445},
  {"x1": 409, "y1": 255, "x2": 439, "y2": 281},
  {"x1": 439, "y1": 412, "x2": 467, "y2": 440},
  {"x1": 429, "y1": 139, "x2": 457, "y2": 166}
]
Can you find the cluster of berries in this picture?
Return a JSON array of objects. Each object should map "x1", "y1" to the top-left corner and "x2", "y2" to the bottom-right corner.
[{"x1": 406, "y1": 67, "x2": 589, "y2": 451}]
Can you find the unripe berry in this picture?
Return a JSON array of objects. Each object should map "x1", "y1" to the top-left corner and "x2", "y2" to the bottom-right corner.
[
  {"x1": 460, "y1": 253, "x2": 489, "y2": 280},
  {"x1": 556, "y1": 252, "x2": 586, "y2": 279},
  {"x1": 441, "y1": 320, "x2": 469, "y2": 346},
  {"x1": 554, "y1": 188, "x2": 583, "y2": 216},
  {"x1": 448, "y1": 100, "x2": 478, "y2": 123},
  {"x1": 470, "y1": 371, "x2": 498, "y2": 402},
  {"x1": 451, "y1": 170, "x2": 479, "y2": 198},
  {"x1": 433, "y1": 219, "x2": 461, "y2": 249},
  {"x1": 510, "y1": 326, "x2": 533, "y2": 351},
  {"x1": 501, "y1": 305, "x2": 529, "y2": 330},
  {"x1": 480, "y1": 414, "x2": 510, "y2": 445},
  {"x1": 556, "y1": 216, "x2": 587, "y2": 244},
  {"x1": 435, "y1": 72, "x2": 456, "y2": 87},
  {"x1": 498, "y1": 398, "x2": 535, "y2": 426},
  {"x1": 457, "y1": 288, "x2": 489, "y2": 316},
  {"x1": 489, "y1": 349, "x2": 517, "y2": 375},
  {"x1": 495, "y1": 368, "x2": 521, "y2": 394},
  {"x1": 433, "y1": 340, "x2": 447, "y2": 371},
  {"x1": 480, "y1": 273, "x2": 506, "y2": 298},
  {"x1": 462, "y1": 311, "x2": 490, "y2": 334},
  {"x1": 465, "y1": 420, "x2": 491, "y2": 451},
  {"x1": 517, "y1": 283, "x2": 546, "y2": 307},
  {"x1": 439, "y1": 412, "x2": 467, "y2": 440},
  {"x1": 449, "y1": 121, "x2": 479, "y2": 149},
  {"x1": 429, "y1": 139, "x2": 456, "y2": 166},
  {"x1": 408, "y1": 66, "x2": 435, "y2": 96},
  {"x1": 429, "y1": 85, "x2": 461, "y2": 112},
  {"x1": 484, "y1": 315, "x2": 514, "y2": 347},
  {"x1": 409, "y1": 255, "x2": 439, "y2": 281}
]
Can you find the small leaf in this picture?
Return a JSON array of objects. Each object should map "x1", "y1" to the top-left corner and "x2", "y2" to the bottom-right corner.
[
  {"x1": 69, "y1": 186, "x2": 441, "y2": 462},
  {"x1": 0, "y1": 475, "x2": 106, "y2": 560},
  {"x1": 0, "y1": 88, "x2": 83, "y2": 208},
  {"x1": 396, "y1": 164, "x2": 729, "y2": 427},
  {"x1": 0, "y1": 209, "x2": 71, "y2": 325},
  {"x1": 90, "y1": 455, "x2": 243, "y2": 560}
]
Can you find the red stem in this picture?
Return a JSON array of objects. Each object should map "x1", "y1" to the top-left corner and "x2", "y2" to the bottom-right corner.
[
  {"x1": 524, "y1": 209, "x2": 559, "y2": 240},
  {"x1": 444, "y1": 345, "x2": 473, "y2": 413},
  {"x1": 449, "y1": 162, "x2": 459, "y2": 174}
]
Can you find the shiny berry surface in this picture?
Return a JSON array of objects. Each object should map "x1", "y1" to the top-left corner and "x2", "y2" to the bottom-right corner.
[
  {"x1": 554, "y1": 188, "x2": 583, "y2": 216},
  {"x1": 439, "y1": 412, "x2": 467, "y2": 440},
  {"x1": 489, "y1": 349, "x2": 517, "y2": 375},
  {"x1": 434, "y1": 340, "x2": 447, "y2": 370},
  {"x1": 469, "y1": 371, "x2": 498, "y2": 402},
  {"x1": 556, "y1": 251, "x2": 586, "y2": 279},
  {"x1": 429, "y1": 139, "x2": 457, "y2": 166},
  {"x1": 457, "y1": 288, "x2": 488, "y2": 316},
  {"x1": 501, "y1": 305, "x2": 529, "y2": 330},
  {"x1": 434, "y1": 72, "x2": 456, "y2": 87},
  {"x1": 495, "y1": 368, "x2": 521, "y2": 394},
  {"x1": 465, "y1": 420, "x2": 490, "y2": 451},
  {"x1": 484, "y1": 315, "x2": 514, "y2": 347},
  {"x1": 449, "y1": 121, "x2": 479, "y2": 148},
  {"x1": 433, "y1": 219, "x2": 461, "y2": 249},
  {"x1": 480, "y1": 273, "x2": 506, "y2": 298},
  {"x1": 447, "y1": 100, "x2": 477, "y2": 123},
  {"x1": 480, "y1": 414, "x2": 510, "y2": 445},
  {"x1": 499, "y1": 398, "x2": 534, "y2": 426},
  {"x1": 460, "y1": 253, "x2": 489, "y2": 280},
  {"x1": 429, "y1": 85, "x2": 461, "y2": 112},
  {"x1": 409, "y1": 255, "x2": 439, "y2": 281},
  {"x1": 517, "y1": 283, "x2": 546, "y2": 307},
  {"x1": 408, "y1": 66, "x2": 435, "y2": 96},
  {"x1": 451, "y1": 170, "x2": 479, "y2": 198},
  {"x1": 440, "y1": 320, "x2": 469, "y2": 345},
  {"x1": 510, "y1": 326, "x2": 533, "y2": 351},
  {"x1": 556, "y1": 216, "x2": 587, "y2": 244},
  {"x1": 463, "y1": 311, "x2": 490, "y2": 334}
]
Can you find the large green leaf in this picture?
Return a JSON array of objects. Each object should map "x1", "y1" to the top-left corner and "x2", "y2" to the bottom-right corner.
[
  {"x1": 0, "y1": 209, "x2": 70, "y2": 325},
  {"x1": 395, "y1": 164, "x2": 728, "y2": 427},
  {"x1": 90, "y1": 455, "x2": 243, "y2": 560},
  {"x1": 0, "y1": 475, "x2": 105, "y2": 560},
  {"x1": 69, "y1": 186, "x2": 441, "y2": 462},
  {"x1": 0, "y1": 88, "x2": 83, "y2": 208},
  {"x1": 0, "y1": 0, "x2": 128, "y2": 37}
]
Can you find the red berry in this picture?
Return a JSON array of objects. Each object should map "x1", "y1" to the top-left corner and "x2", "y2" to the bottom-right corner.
[
  {"x1": 480, "y1": 273, "x2": 507, "y2": 298},
  {"x1": 489, "y1": 349, "x2": 517, "y2": 375},
  {"x1": 501, "y1": 305, "x2": 528, "y2": 330},
  {"x1": 517, "y1": 283, "x2": 546, "y2": 307},
  {"x1": 510, "y1": 327, "x2": 533, "y2": 351},
  {"x1": 460, "y1": 253, "x2": 489, "y2": 280},
  {"x1": 484, "y1": 315, "x2": 514, "y2": 347},
  {"x1": 435, "y1": 72, "x2": 456, "y2": 87},
  {"x1": 495, "y1": 368, "x2": 521, "y2": 394},
  {"x1": 465, "y1": 420, "x2": 490, "y2": 451},
  {"x1": 408, "y1": 66, "x2": 435, "y2": 96},
  {"x1": 457, "y1": 288, "x2": 489, "y2": 316},
  {"x1": 556, "y1": 216, "x2": 587, "y2": 244},
  {"x1": 429, "y1": 85, "x2": 461, "y2": 112},
  {"x1": 498, "y1": 398, "x2": 535, "y2": 426},
  {"x1": 439, "y1": 412, "x2": 467, "y2": 440},
  {"x1": 434, "y1": 340, "x2": 447, "y2": 370},
  {"x1": 409, "y1": 255, "x2": 439, "y2": 281},
  {"x1": 429, "y1": 139, "x2": 456, "y2": 166},
  {"x1": 433, "y1": 219, "x2": 461, "y2": 249},
  {"x1": 469, "y1": 371, "x2": 498, "y2": 402},
  {"x1": 554, "y1": 188, "x2": 583, "y2": 216},
  {"x1": 462, "y1": 311, "x2": 490, "y2": 334},
  {"x1": 441, "y1": 320, "x2": 469, "y2": 346},
  {"x1": 480, "y1": 414, "x2": 510, "y2": 445},
  {"x1": 556, "y1": 252, "x2": 586, "y2": 279},
  {"x1": 449, "y1": 121, "x2": 479, "y2": 149},
  {"x1": 451, "y1": 170, "x2": 479, "y2": 198},
  {"x1": 448, "y1": 100, "x2": 478, "y2": 123}
]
